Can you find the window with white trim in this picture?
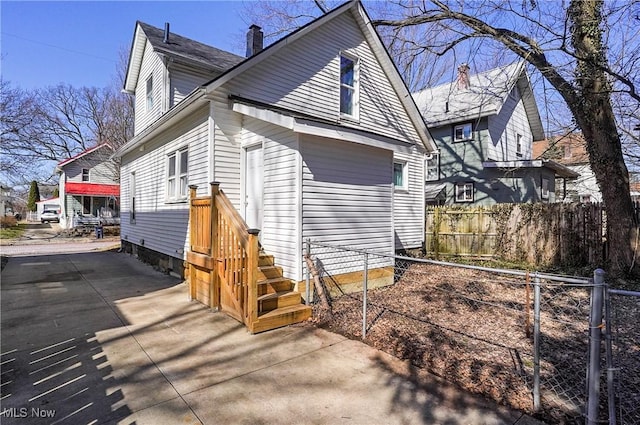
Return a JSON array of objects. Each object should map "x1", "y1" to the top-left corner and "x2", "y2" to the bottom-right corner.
[
  {"x1": 82, "y1": 168, "x2": 90, "y2": 182},
  {"x1": 426, "y1": 154, "x2": 439, "y2": 181},
  {"x1": 167, "y1": 148, "x2": 188, "y2": 201},
  {"x1": 146, "y1": 75, "x2": 154, "y2": 111},
  {"x1": 393, "y1": 161, "x2": 408, "y2": 190},
  {"x1": 516, "y1": 133, "x2": 523, "y2": 156},
  {"x1": 541, "y1": 177, "x2": 549, "y2": 199},
  {"x1": 455, "y1": 182, "x2": 474, "y2": 202},
  {"x1": 340, "y1": 54, "x2": 358, "y2": 119},
  {"x1": 453, "y1": 123, "x2": 473, "y2": 142}
]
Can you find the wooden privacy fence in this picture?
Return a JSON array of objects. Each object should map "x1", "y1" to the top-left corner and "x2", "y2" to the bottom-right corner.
[{"x1": 425, "y1": 203, "x2": 628, "y2": 268}]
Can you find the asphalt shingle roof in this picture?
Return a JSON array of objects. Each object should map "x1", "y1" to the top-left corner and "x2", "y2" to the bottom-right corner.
[{"x1": 138, "y1": 22, "x2": 244, "y2": 73}]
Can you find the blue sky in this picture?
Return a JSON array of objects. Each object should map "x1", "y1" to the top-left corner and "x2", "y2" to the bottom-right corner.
[{"x1": 1, "y1": 1, "x2": 251, "y2": 90}]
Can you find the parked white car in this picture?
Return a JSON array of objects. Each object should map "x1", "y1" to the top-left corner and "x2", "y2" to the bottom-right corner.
[{"x1": 41, "y1": 210, "x2": 59, "y2": 223}]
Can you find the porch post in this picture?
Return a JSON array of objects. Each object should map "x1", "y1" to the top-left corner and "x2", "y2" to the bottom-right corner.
[
  {"x1": 210, "y1": 182, "x2": 220, "y2": 310},
  {"x1": 188, "y1": 185, "x2": 198, "y2": 301},
  {"x1": 247, "y1": 228, "x2": 260, "y2": 332}
]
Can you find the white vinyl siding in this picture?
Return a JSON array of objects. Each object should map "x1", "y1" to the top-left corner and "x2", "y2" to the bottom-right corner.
[
  {"x1": 170, "y1": 66, "x2": 219, "y2": 108},
  {"x1": 223, "y1": 11, "x2": 420, "y2": 144},
  {"x1": 487, "y1": 86, "x2": 533, "y2": 161},
  {"x1": 134, "y1": 40, "x2": 165, "y2": 135},
  {"x1": 210, "y1": 88, "x2": 242, "y2": 209},
  {"x1": 120, "y1": 105, "x2": 209, "y2": 260},
  {"x1": 393, "y1": 151, "x2": 425, "y2": 249},
  {"x1": 301, "y1": 136, "x2": 393, "y2": 274},
  {"x1": 242, "y1": 117, "x2": 300, "y2": 280}
]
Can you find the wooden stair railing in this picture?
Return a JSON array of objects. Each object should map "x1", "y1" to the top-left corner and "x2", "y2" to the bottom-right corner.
[{"x1": 187, "y1": 182, "x2": 310, "y2": 333}]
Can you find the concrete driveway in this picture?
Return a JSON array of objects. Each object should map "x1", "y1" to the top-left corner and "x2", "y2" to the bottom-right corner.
[{"x1": 1, "y1": 251, "x2": 543, "y2": 424}]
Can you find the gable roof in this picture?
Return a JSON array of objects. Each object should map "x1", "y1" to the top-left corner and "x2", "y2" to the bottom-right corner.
[
  {"x1": 117, "y1": 0, "x2": 435, "y2": 156},
  {"x1": 201, "y1": 0, "x2": 435, "y2": 152},
  {"x1": 124, "y1": 21, "x2": 244, "y2": 93},
  {"x1": 412, "y1": 62, "x2": 544, "y2": 140},
  {"x1": 57, "y1": 144, "x2": 112, "y2": 169}
]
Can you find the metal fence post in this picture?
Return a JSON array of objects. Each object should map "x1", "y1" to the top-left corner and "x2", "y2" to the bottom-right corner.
[
  {"x1": 362, "y1": 252, "x2": 368, "y2": 340},
  {"x1": 533, "y1": 272, "x2": 541, "y2": 412},
  {"x1": 586, "y1": 269, "x2": 605, "y2": 425},
  {"x1": 305, "y1": 239, "x2": 311, "y2": 306},
  {"x1": 604, "y1": 285, "x2": 617, "y2": 425}
]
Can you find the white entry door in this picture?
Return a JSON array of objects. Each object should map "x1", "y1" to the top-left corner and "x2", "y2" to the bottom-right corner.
[{"x1": 245, "y1": 145, "x2": 263, "y2": 230}]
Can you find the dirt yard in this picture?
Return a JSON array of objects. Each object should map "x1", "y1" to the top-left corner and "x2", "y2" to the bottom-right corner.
[{"x1": 305, "y1": 262, "x2": 597, "y2": 424}]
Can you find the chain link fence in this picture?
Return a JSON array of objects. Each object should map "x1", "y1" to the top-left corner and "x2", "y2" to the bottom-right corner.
[
  {"x1": 304, "y1": 241, "x2": 610, "y2": 423},
  {"x1": 605, "y1": 289, "x2": 640, "y2": 425}
]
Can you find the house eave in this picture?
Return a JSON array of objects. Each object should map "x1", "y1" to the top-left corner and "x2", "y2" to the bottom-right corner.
[
  {"x1": 231, "y1": 97, "x2": 417, "y2": 154},
  {"x1": 482, "y1": 159, "x2": 580, "y2": 178}
]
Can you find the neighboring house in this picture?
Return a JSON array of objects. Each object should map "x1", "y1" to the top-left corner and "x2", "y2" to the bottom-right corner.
[
  {"x1": 0, "y1": 184, "x2": 10, "y2": 216},
  {"x1": 56, "y1": 144, "x2": 120, "y2": 229},
  {"x1": 533, "y1": 133, "x2": 602, "y2": 203},
  {"x1": 413, "y1": 62, "x2": 577, "y2": 205},
  {"x1": 115, "y1": 0, "x2": 436, "y2": 282}
]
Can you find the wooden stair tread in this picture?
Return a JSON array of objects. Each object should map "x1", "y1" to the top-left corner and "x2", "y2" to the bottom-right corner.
[
  {"x1": 257, "y1": 290, "x2": 299, "y2": 302},
  {"x1": 257, "y1": 304, "x2": 312, "y2": 319},
  {"x1": 257, "y1": 277, "x2": 291, "y2": 285}
]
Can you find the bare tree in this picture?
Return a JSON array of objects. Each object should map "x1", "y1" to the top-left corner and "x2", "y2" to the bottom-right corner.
[{"x1": 0, "y1": 50, "x2": 133, "y2": 186}]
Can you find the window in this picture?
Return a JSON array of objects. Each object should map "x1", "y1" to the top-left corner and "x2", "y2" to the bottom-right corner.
[
  {"x1": 340, "y1": 54, "x2": 358, "y2": 118},
  {"x1": 82, "y1": 168, "x2": 90, "y2": 182},
  {"x1": 393, "y1": 161, "x2": 408, "y2": 190},
  {"x1": 426, "y1": 154, "x2": 439, "y2": 181},
  {"x1": 167, "y1": 148, "x2": 188, "y2": 201},
  {"x1": 130, "y1": 172, "x2": 136, "y2": 224},
  {"x1": 453, "y1": 123, "x2": 473, "y2": 142},
  {"x1": 516, "y1": 134, "x2": 523, "y2": 156},
  {"x1": 541, "y1": 177, "x2": 549, "y2": 199},
  {"x1": 455, "y1": 182, "x2": 474, "y2": 202},
  {"x1": 146, "y1": 75, "x2": 154, "y2": 111}
]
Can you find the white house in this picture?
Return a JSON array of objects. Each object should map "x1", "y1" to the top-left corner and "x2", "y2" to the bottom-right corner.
[{"x1": 115, "y1": 1, "x2": 436, "y2": 285}]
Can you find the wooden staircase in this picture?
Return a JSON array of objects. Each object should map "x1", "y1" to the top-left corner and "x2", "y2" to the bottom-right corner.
[
  {"x1": 252, "y1": 253, "x2": 311, "y2": 333},
  {"x1": 186, "y1": 182, "x2": 311, "y2": 334}
]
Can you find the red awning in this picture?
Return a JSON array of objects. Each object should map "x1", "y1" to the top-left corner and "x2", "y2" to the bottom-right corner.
[{"x1": 65, "y1": 182, "x2": 119, "y2": 197}]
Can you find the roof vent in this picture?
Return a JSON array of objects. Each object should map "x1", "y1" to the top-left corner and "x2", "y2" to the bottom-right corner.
[
  {"x1": 457, "y1": 63, "x2": 470, "y2": 90},
  {"x1": 163, "y1": 22, "x2": 170, "y2": 43},
  {"x1": 246, "y1": 24, "x2": 263, "y2": 57}
]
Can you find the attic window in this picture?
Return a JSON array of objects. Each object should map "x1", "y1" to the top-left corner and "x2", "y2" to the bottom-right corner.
[
  {"x1": 516, "y1": 134, "x2": 523, "y2": 156},
  {"x1": 340, "y1": 54, "x2": 359, "y2": 119},
  {"x1": 454, "y1": 123, "x2": 472, "y2": 142},
  {"x1": 82, "y1": 168, "x2": 90, "y2": 182},
  {"x1": 146, "y1": 76, "x2": 154, "y2": 111}
]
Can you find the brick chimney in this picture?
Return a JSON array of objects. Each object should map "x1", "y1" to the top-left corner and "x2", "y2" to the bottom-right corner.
[
  {"x1": 246, "y1": 24, "x2": 263, "y2": 57},
  {"x1": 457, "y1": 63, "x2": 470, "y2": 90}
]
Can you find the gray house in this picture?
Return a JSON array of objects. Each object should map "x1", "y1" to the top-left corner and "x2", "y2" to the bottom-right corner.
[{"x1": 413, "y1": 62, "x2": 577, "y2": 205}]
